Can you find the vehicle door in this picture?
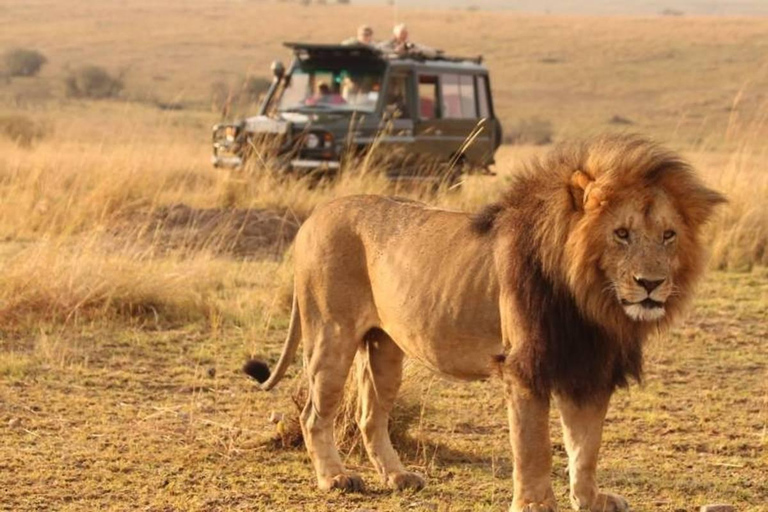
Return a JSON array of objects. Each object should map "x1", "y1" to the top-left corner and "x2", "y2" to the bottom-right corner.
[
  {"x1": 431, "y1": 72, "x2": 495, "y2": 168},
  {"x1": 414, "y1": 71, "x2": 491, "y2": 164},
  {"x1": 412, "y1": 73, "x2": 453, "y2": 163},
  {"x1": 352, "y1": 69, "x2": 416, "y2": 172}
]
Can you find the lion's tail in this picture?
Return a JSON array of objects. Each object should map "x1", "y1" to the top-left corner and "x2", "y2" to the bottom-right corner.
[{"x1": 243, "y1": 291, "x2": 301, "y2": 391}]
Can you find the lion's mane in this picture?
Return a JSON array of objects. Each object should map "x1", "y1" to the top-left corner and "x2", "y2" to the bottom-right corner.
[{"x1": 474, "y1": 134, "x2": 725, "y2": 403}]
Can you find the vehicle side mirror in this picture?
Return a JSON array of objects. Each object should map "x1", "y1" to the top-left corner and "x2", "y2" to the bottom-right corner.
[{"x1": 271, "y1": 60, "x2": 285, "y2": 81}]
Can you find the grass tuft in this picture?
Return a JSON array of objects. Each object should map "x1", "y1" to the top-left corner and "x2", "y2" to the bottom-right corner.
[{"x1": 0, "y1": 239, "x2": 222, "y2": 330}]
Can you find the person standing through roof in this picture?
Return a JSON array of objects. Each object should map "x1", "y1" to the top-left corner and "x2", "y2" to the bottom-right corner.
[
  {"x1": 380, "y1": 23, "x2": 438, "y2": 57},
  {"x1": 381, "y1": 23, "x2": 411, "y2": 53},
  {"x1": 342, "y1": 25, "x2": 374, "y2": 46}
]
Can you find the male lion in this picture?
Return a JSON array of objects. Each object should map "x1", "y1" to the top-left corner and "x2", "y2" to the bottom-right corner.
[{"x1": 245, "y1": 134, "x2": 725, "y2": 511}]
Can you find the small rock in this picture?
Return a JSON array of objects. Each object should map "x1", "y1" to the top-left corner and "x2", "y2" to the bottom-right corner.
[
  {"x1": 8, "y1": 418, "x2": 20, "y2": 428},
  {"x1": 609, "y1": 114, "x2": 634, "y2": 125},
  {"x1": 268, "y1": 411, "x2": 284, "y2": 424},
  {"x1": 207, "y1": 367, "x2": 216, "y2": 378},
  {"x1": 700, "y1": 505, "x2": 735, "y2": 512}
]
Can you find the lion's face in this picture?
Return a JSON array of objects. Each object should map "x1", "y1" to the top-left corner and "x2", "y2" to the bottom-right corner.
[
  {"x1": 556, "y1": 139, "x2": 724, "y2": 333},
  {"x1": 599, "y1": 190, "x2": 683, "y2": 322}
]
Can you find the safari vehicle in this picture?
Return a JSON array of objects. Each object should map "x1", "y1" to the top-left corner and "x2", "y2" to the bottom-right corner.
[{"x1": 211, "y1": 42, "x2": 502, "y2": 182}]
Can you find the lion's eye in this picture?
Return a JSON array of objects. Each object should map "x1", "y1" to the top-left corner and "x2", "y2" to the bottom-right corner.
[
  {"x1": 614, "y1": 228, "x2": 630, "y2": 241},
  {"x1": 663, "y1": 230, "x2": 676, "y2": 242}
]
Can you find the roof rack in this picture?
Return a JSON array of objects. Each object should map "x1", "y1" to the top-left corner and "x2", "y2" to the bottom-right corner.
[
  {"x1": 283, "y1": 42, "x2": 483, "y2": 65},
  {"x1": 387, "y1": 49, "x2": 483, "y2": 65},
  {"x1": 284, "y1": 42, "x2": 382, "y2": 61}
]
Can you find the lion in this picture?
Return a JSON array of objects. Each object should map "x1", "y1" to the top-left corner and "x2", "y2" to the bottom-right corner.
[{"x1": 244, "y1": 134, "x2": 725, "y2": 511}]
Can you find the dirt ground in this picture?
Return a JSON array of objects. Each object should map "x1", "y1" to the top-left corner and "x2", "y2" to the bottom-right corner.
[
  {"x1": 1, "y1": 3, "x2": 767, "y2": 510},
  {"x1": 113, "y1": 204, "x2": 302, "y2": 259},
  {"x1": 1, "y1": 269, "x2": 765, "y2": 512}
]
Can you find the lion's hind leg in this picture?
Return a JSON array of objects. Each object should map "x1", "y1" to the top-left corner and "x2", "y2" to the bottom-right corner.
[
  {"x1": 300, "y1": 321, "x2": 365, "y2": 492},
  {"x1": 356, "y1": 329, "x2": 425, "y2": 492}
]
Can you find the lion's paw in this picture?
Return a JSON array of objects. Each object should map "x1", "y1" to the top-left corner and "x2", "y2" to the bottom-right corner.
[
  {"x1": 387, "y1": 471, "x2": 426, "y2": 492},
  {"x1": 319, "y1": 473, "x2": 366, "y2": 493},
  {"x1": 575, "y1": 492, "x2": 629, "y2": 512},
  {"x1": 510, "y1": 502, "x2": 557, "y2": 512}
]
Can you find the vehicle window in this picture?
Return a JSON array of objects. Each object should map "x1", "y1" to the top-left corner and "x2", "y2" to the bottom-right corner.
[
  {"x1": 418, "y1": 75, "x2": 438, "y2": 120},
  {"x1": 459, "y1": 75, "x2": 477, "y2": 118},
  {"x1": 277, "y1": 66, "x2": 383, "y2": 113},
  {"x1": 342, "y1": 74, "x2": 380, "y2": 111},
  {"x1": 280, "y1": 73, "x2": 310, "y2": 109},
  {"x1": 384, "y1": 74, "x2": 411, "y2": 119},
  {"x1": 441, "y1": 74, "x2": 462, "y2": 119},
  {"x1": 441, "y1": 73, "x2": 478, "y2": 119},
  {"x1": 476, "y1": 75, "x2": 490, "y2": 119}
]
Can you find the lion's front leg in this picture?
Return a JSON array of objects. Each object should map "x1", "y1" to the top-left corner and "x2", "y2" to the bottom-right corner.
[
  {"x1": 556, "y1": 394, "x2": 629, "y2": 512},
  {"x1": 505, "y1": 383, "x2": 558, "y2": 512}
]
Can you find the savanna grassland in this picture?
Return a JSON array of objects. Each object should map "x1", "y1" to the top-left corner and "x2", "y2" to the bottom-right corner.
[{"x1": 0, "y1": 1, "x2": 766, "y2": 511}]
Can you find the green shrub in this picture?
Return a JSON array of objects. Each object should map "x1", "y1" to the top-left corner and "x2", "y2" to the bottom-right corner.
[
  {"x1": 3, "y1": 48, "x2": 47, "y2": 77},
  {"x1": 64, "y1": 66, "x2": 123, "y2": 99}
]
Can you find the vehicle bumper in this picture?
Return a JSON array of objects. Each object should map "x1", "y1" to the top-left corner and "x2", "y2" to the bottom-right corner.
[
  {"x1": 211, "y1": 155, "x2": 340, "y2": 172},
  {"x1": 290, "y1": 159, "x2": 340, "y2": 171},
  {"x1": 211, "y1": 154, "x2": 243, "y2": 168}
]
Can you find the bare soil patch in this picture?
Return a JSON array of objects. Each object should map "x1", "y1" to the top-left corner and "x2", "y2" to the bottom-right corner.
[{"x1": 120, "y1": 204, "x2": 302, "y2": 259}]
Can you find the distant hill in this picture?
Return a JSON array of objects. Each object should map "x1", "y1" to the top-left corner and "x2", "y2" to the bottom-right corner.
[
  {"x1": 2, "y1": 0, "x2": 767, "y2": 148},
  {"x1": 353, "y1": 0, "x2": 768, "y2": 16}
]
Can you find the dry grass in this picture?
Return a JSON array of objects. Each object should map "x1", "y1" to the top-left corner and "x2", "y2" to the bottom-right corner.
[
  {"x1": 1, "y1": 271, "x2": 764, "y2": 510},
  {"x1": 0, "y1": 240, "x2": 220, "y2": 329},
  {"x1": 0, "y1": 109, "x2": 763, "y2": 510},
  {"x1": 0, "y1": 2, "x2": 766, "y2": 511}
]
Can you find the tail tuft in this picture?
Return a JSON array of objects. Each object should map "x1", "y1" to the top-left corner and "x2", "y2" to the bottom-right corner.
[{"x1": 243, "y1": 359, "x2": 271, "y2": 384}]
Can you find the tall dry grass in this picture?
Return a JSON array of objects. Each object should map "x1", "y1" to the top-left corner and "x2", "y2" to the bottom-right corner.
[
  {"x1": 0, "y1": 100, "x2": 765, "y2": 336},
  {"x1": 0, "y1": 240, "x2": 218, "y2": 329},
  {"x1": 691, "y1": 93, "x2": 768, "y2": 271}
]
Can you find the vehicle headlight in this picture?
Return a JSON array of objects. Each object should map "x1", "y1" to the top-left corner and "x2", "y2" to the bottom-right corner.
[{"x1": 305, "y1": 133, "x2": 320, "y2": 149}]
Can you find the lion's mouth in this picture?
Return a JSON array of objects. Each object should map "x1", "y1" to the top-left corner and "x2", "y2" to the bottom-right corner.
[
  {"x1": 620, "y1": 297, "x2": 666, "y2": 322},
  {"x1": 621, "y1": 298, "x2": 664, "y2": 309}
]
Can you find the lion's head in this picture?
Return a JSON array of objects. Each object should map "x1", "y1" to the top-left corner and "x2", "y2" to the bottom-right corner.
[
  {"x1": 471, "y1": 134, "x2": 725, "y2": 399},
  {"x1": 479, "y1": 135, "x2": 726, "y2": 338},
  {"x1": 561, "y1": 135, "x2": 726, "y2": 330}
]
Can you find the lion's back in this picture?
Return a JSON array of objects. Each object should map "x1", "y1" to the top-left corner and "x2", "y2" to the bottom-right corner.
[{"x1": 296, "y1": 195, "x2": 442, "y2": 251}]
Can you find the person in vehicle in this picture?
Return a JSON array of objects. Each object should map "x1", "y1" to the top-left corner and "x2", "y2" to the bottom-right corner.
[
  {"x1": 342, "y1": 25, "x2": 374, "y2": 46},
  {"x1": 306, "y1": 81, "x2": 346, "y2": 106},
  {"x1": 380, "y1": 23, "x2": 411, "y2": 54},
  {"x1": 383, "y1": 74, "x2": 410, "y2": 118},
  {"x1": 380, "y1": 23, "x2": 438, "y2": 57}
]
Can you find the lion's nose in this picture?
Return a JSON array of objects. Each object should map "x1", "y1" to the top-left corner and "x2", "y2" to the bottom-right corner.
[{"x1": 634, "y1": 276, "x2": 665, "y2": 292}]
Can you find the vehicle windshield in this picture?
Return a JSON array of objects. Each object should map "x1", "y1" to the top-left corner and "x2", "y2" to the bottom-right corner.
[{"x1": 277, "y1": 64, "x2": 383, "y2": 113}]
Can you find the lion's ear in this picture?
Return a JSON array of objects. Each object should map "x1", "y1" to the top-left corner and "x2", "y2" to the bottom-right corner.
[
  {"x1": 686, "y1": 186, "x2": 727, "y2": 225},
  {"x1": 570, "y1": 170, "x2": 592, "y2": 191},
  {"x1": 662, "y1": 172, "x2": 727, "y2": 226},
  {"x1": 570, "y1": 170, "x2": 605, "y2": 211}
]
